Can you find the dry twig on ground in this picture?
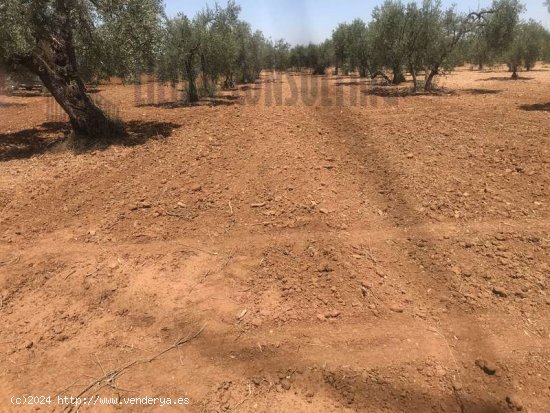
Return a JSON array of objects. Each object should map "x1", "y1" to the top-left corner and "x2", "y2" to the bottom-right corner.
[{"x1": 62, "y1": 325, "x2": 206, "y2": 413}]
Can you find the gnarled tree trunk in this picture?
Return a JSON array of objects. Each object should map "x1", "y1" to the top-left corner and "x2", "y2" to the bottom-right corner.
[
  {"x1": 371, "y1": 70, "x2": 391, "y2": 84},
  {"x1": 21, "y1": 0, "x2": 124, "y2": 140},
  {"x1": 0, "y1": 68, "x2": 6, "y2": 92},
  {"x1": 184, "y1": 60, "x2": 199, "y2": 103},
  {"x1": 511, "y1": 65, "x2": 519, "y2": 80},
  {"x1": 200, "y1": 53, "x2": 209, "y2": 92},
  {"x1": 391, "y1": 66, "x2": 405, "y2": 84},
  {"x1": 409, "y1": 67, "x2": 417, "y2": 92},
  {"x1": 424, "y1": 65, "x2": 439, "y2": 91}
]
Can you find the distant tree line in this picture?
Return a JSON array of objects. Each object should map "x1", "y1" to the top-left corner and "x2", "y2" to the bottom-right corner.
[
  {"x1": 157, "y1": 1, "x2": 291, "y2": 102},
  {"x1": 287, "y1": 0, "x2": 550, "y2": 91},
  {"x1": 0, "y1": 0, "x2": 548, "y2": 141}
]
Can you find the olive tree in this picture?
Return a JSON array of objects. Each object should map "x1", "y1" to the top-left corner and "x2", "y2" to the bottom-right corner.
[
  {"x1": 402, "y1": 1, "x2": 440, "y2": 91},
  {"x1": 332, "y1": 23, "x2": 350, "y2": 75},
  {"x1": 365, "y1": 0, "x2": 467, "y2": 91},
  {"x1": 206, "y1": 1, "x2": 270, "y2": 88},
  {"x1": 421, "y1": 5, "x2": 472, "y2": 91},
  {"x1": 539, "y1": 0, "x2": 550, "y2": 61},
  {"x1": 289, "y1": 45, "x2": 308, "y2": 71},
  {"x1": 0, "y1": 0, "x2": 164, "y2": 140},
  {"x1": 542, "y1": 29, "x2": 550, "y2": 62},
  {"x1": 211, "y1": 1, "x2": 241, "y2": 88},
  {"x1": 504, "y1": 20, "x2": 546, "y2": 75},
  {"x1": 232, "y1": 23, "x2": 264, "y2": 83},
  {"x1": 520, "y1": 21, "x2": 546, "y2": 70},
  {"x1": 414, "y1": 0, "x2": 522, "y2": 89},
  {"x1": 467, "y1": 34, "x2": 495, "y2": 70},
  {"x1": 482, "y1": 0, "x2": 525, "y2": 78},
  {"x1": 297, "y1": 41, "x2": 333, "y2": 75},
  {"x1": 160, "y1": 14, "x2": 202, "y2": 102},
  {"x1": 369, "y1": 0, "x2": 408, "y2": 84},
  {"x1": 347, "y1": 19, "x2": 371, "y2": 78},
  {"x1": 271, "y1": 39, "x2": 291, "y2": 72},
  {"x1": 194, "y1": 7, "x2": 216, "y2": 94}
]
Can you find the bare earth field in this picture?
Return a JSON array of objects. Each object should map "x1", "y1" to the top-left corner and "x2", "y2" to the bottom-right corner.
[{"x1": 0, "y1": 68, "x2": 549, "y2": 412}]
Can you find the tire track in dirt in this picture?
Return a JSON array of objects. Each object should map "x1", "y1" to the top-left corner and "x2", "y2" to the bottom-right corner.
[
  {"x1": 299, "y1": 93, "x2": 547, "y2": 412},
  {"x1": 3, "y1": 216, "x2": 548, "y2": 262}
]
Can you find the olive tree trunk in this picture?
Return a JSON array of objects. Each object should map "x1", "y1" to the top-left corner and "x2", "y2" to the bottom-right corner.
[
  {"x1": 511, "y1": 65, "x2": 519, "y2": 80},
  {"x1": 200, "y1": 53, "x2": 210, "y2": 93},
  {"x1": 21, "y1": 0, "x2": 124, "y2": 140},
  {"x1": 391, "y1": 65, "x2": 405, "y2": 85},
  {"x1": 184, "y1": 60, "x2": 199, "y2": 103},
  {"x1": 410, "y1": 68, "x2": 418, "y2": 92},
  {"x1": 424, "y1": 65, "x2": 440, "y2": 91}
]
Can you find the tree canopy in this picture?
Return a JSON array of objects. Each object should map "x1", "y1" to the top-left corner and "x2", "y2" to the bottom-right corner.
[
  {"x1": 0, "y1": 0, "x2": 164, "y2": 139},
  {"x1": 0, "y1": 0, "x2": 164, "y2": 80}
]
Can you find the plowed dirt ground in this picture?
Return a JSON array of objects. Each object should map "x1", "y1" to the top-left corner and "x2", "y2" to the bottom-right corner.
[{"x1": 0, "y1": 67, "x2": 549, "y2": 413}]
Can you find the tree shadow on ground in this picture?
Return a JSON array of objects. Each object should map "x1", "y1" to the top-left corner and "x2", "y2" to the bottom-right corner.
[
  {"x1": 239, "y1": 85, "x2": 262, "y2": 91},
  {"x1": 0, "y1": 101, "x2": 27, "y2": 108},
  {"x1": 123, "y1": 120, "x2": 181, "y2": 145},
  {"x1": 256, "y1": 78, "x2": 284, "y2": 84},
  {"x1": 191, "y1": 330, "x2": 512, "y2": 413},
  {"x1": 0, "y1": 122, "x2": 68, "y2": 161},
  {"x1": 303, "y1": 104, "x2": 517, "y2": 412},
  {"x1": 316, "y1": 365, "x2": 510, "y2": 413},
  {"x1": 518, "y1": 102, "x2": 550, "y2": 112},
  {"x1": 0, "y1": 120, "x2": 180, "y2": 161},
  {"x1": 478, "y1": 76, "x2": 534, "y2": 82},
  {"x1": 357, "y1": 86, "x2": 500, "y2": 98},
  {"x1": 136, "y1": 96, "x2": 240, "y2": 109},
  {"x1": 334, "y1": 80, "x2": 371, "y2": 87},
  {"x1": 361, "y1": 86, "x2": 456, "y2": 98},
  {"x1": 3, "y1": 91, "x2": 49, "y2": 98},
  {"x1": 463, "y1": 88, "x2": 501, "y2": 95}
]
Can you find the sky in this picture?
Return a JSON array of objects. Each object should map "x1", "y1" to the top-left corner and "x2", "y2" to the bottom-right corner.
[{"x1": 164, "y1": 0, "x2": 550, "y2": 45}]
